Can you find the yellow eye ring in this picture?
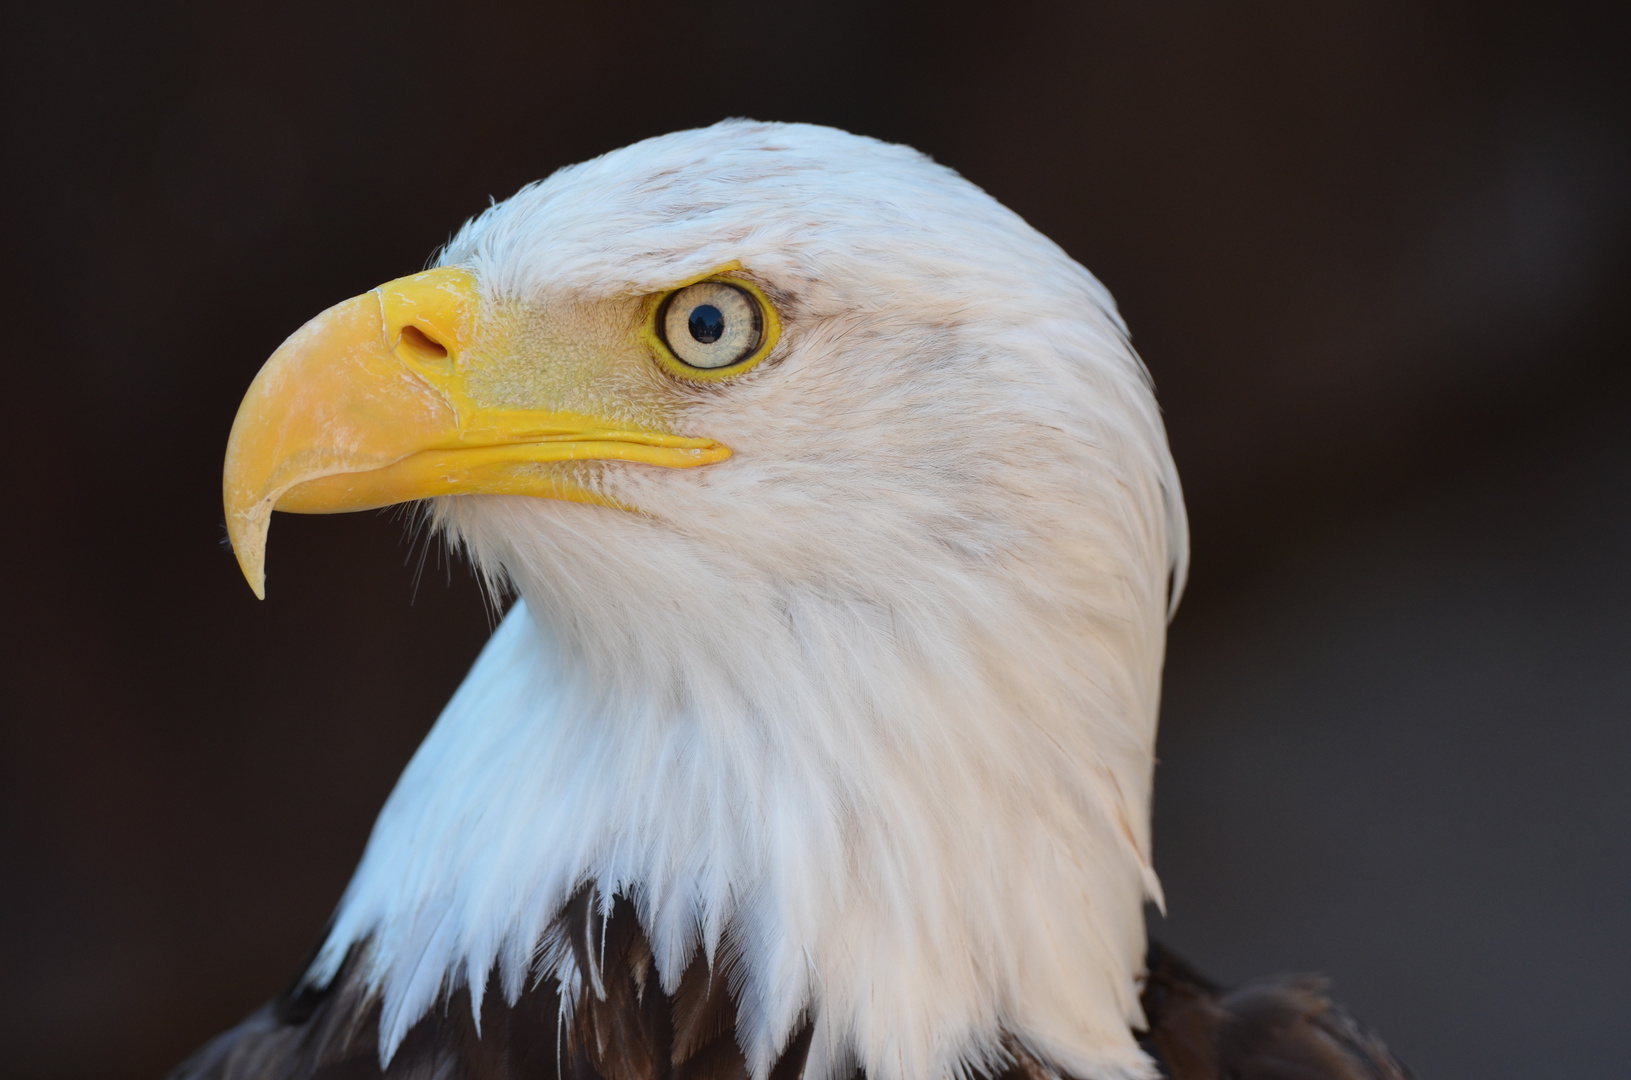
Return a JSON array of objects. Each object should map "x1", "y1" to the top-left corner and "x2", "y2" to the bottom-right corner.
[{"x1": 643, "y1": 272, "x2": 782, "y2": 383}]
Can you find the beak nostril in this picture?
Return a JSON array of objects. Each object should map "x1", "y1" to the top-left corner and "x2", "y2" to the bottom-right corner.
[{"x1": 398, "y1": 324, "x2": 449, "y2": 361}]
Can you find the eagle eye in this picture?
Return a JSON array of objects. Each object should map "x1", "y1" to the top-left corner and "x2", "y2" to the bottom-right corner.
[{"x1": 659, "y1": 281, "x2": 763, "y2": 371}]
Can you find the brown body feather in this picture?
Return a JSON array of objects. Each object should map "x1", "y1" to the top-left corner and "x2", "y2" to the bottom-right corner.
[{"x1": 171, "y1": 893, "x2": 1408, "y2": 1080}]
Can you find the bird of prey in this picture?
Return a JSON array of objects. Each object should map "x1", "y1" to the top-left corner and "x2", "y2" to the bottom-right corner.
[{"x1": 177, "y1": 121, "x2": 1407, "y2": 1080}]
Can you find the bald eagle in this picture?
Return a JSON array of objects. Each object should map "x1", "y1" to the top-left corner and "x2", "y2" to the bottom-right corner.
[{"x1": 177, "y1": 121, "x2": 1407, "y2": 1080}]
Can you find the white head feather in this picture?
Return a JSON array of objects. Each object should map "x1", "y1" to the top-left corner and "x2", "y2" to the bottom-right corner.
[{"x1": 306, "y1": 120, "x2": 1188, "y2": 1080}]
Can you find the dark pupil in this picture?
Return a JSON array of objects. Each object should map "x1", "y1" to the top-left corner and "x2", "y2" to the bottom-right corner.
[{"x1": 688, "y1": 304, "x2": 726, "y2": 344}]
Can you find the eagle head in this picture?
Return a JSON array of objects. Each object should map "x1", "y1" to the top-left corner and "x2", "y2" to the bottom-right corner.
[{"x1": 223, "y1": 121, "x2": 1188, "y2": 1080}]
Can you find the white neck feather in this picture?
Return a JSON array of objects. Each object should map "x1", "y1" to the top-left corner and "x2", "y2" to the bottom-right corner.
[{"x1": 313, "y1": 483, "x2": 1175, "y2": 1080}]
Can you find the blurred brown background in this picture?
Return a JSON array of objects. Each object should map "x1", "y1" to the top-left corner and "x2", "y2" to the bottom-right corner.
[{"x1": 3, "y1": 2, "x2": 1628, "y2": 1077}]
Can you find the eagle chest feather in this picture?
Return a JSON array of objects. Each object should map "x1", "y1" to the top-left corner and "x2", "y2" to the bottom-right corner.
[{"x1": 173, "y1": 890, "x2": 1407, "y2": 1080}]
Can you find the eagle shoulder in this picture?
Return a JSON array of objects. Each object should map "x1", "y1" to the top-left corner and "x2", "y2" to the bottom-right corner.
[{"x1": 1138, "y1": 942, "x2": 1412, "y2": 1080}]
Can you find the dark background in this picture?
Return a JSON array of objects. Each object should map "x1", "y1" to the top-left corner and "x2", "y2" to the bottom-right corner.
[{"x1": 3, "y1": 2, "x2": 1628, "y2": 1078}]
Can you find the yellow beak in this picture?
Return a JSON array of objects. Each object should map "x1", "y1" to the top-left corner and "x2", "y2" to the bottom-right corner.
[{"x1": 223, "y1": 268, "x2": 729, "y2": 598}]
